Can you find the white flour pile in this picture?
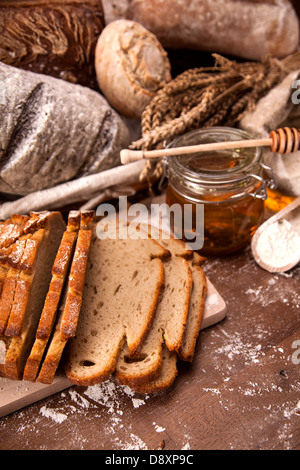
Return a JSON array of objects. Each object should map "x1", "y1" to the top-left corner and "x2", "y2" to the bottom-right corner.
[{"x1": 255, "y1": 218, "x2": 300, "y2": 271}]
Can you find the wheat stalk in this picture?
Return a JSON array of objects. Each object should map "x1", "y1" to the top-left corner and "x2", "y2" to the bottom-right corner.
[{"x1": 133, "y1": 53, "x2": 300, "y2": 182}]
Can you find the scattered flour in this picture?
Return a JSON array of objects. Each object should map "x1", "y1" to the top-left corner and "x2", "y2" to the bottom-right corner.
[
  {"x1": 40, "y1": 405, "x2": 68, "y2": 424},
  {"x1": 283, "y1": 400, "x2": 300, "y2": 419},
  {"x1": 153, "y1": 422, "x2": 165, "y2": 433},
  {"x1": 114, "y1": 433, "x2": 149, "y2": 450},
  {"x1": 205, "y1": 293, "x2": 219, "y2": 307},
  {"x1": 83, "y1": 380, "x2": 149, "y2": 413}
]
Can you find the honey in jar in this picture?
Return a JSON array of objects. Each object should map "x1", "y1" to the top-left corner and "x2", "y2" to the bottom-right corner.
[
  {"x1": 165, "y1": 127, "x2": 272, "y2": 255},
  {"x1": 264, "y1": 186, "x2": 297, "y2": 215}
]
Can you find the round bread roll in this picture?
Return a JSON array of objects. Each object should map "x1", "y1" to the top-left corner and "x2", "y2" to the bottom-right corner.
[{"x1": 95, "y1": 19, "x2": 172, "y2": 119}]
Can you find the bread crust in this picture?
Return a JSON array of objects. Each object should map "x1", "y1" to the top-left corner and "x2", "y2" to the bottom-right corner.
[
  {"x1": 37, "y1": 211, "x2": 95, "y2": 384},
  {"x1": 23, "y1": 212, "x2": 81, "y2": 382},
  {"x1": 102, "y1": 0, "x2": 299, "y2": 60},
  {"x1": 4, "y1": 230, "x2": 45, "y2": 337},
  {"x1": 95, "y1": 19, "x2": 171, "y2": 119},
  {"x1": 3, "y1": 212, "x2": 66, "y2": 380}
]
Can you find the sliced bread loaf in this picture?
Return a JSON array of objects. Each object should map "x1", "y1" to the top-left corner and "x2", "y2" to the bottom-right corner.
[
  {"x1": 115, "y1": 255, "x2": 193, "y2": 388},
  {"x1": 65, "y1": 222, "x2": 170, "y2": 386},
  {"x1": 3, "y1": 212, "x2": 66, "y2": 380},
  {"x1": 36, "y1": 211, "x2": 94, "y2": 384},
  {"x1": 115, "y1": 229, "x2": 206, "y2": 392},
  {"x1": 23, "y1": 211, "x2": 81, "y2": 382},
  {"x1": 0, "y1": 211, "x2": 61, "y2": 334}
]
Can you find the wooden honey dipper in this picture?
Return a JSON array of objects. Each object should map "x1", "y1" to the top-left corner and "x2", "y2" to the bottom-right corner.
[{"x1": 120, "y1": 127, "x2": 300, "y2": 164}]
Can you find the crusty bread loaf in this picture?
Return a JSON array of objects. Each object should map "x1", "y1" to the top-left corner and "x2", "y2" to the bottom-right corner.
[
  {"x1": 0, "y1": 214, "x2": 207, "y2": 393},
  {"x1": 0, "y1": 212, "x2": 58, "y2": 335},
  {"x1": 0, "y1": 212, "x2": 61, "y2": 378},
  {"x1": 65, "y1": 222, "x2": 170, "y2": 386},
  {"x1": 102, "y1": 0, "x2": 299, "y2": 61},
  {"x1": 36, "y1": 211, "x2": 95, "y2": 384},
  {"x1": 0, "y1": 62, "x2": 131, "y2": 196},
  {"x1": 5, "y1": 230, "x2": 47, "y2": 338},
  {"x1": 3, "y1": 212, "x2": 66, "y2": 380},
  {"x1": 23, "y1": 212, "x2": 81, "y2": 382},
  {"x1": 0, "y1": 0, "x2": 104, "y2": 89},
  {"x1": 95, "y1": 19, "x2": 171, "y2": 119}
]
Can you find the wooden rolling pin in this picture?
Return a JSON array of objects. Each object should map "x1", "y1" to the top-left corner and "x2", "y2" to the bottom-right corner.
[{"x1": 120, "y1": 127, "x2": 300, "y2": 164}]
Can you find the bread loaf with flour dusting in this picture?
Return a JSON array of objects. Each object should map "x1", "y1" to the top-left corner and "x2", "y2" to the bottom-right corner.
[
  {"x1": 102, "y1": 0, "x2": 299, "y2": 61},
  {"x1": 0, "y1": 63, "x2": 130, "y2": 196}
]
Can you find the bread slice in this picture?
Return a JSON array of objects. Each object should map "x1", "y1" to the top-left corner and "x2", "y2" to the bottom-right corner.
[
  {"x1": 129, "y1": 346, "x2": 178, "y2": 394},
  {"x1": 59, "y1": 211, "x2": 95, "y2": 340},
  {"x1": 23, "y1": 211, "x2": 81, "y2": 382},
  {"x1": 115, "y1": 228, "x2": 207, "y2": 392},
  {"x1": 0, "y1": 336, "x2": 10, "y2": 377},
  {"x1": 115, "y1": 255, "x2": 193, "y2": 388},
  {"x1": 36, "y1": 211, "x2": 95, "y2": 384},
  {"x1": 64, "y1": 221, "x2": 170, "y2": 386},
  {"x1": 3, "y1": 212, "x2": 66, "y2": 380},
  {"x1": 178, "y1": 261, "x2": 207, "y2": 362}
]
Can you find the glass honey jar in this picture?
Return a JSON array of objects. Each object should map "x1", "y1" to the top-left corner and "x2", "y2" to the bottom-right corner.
[{"x1": 165, "y1": 127, "x2": 273, "y2": 255}]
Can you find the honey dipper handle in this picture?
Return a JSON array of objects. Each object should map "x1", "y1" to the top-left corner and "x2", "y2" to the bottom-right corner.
[
  {"x1": 120, "y1": 139, "x2": 271, "y2": 164},
  {"x1": 120, "y1": 127, "x2": 300, "y2": 164}
]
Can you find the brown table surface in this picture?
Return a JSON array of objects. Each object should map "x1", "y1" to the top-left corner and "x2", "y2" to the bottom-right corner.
[{"x1": 0, "y1": 198, "x2": 299, "y2": 451}]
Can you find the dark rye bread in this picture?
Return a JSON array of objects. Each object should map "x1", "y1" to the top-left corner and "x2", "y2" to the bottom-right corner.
[
  {"x1": 23, "y1": 211, "x2": 81, "y2": 382},
  {"x1": 65, "y1": 222, "x2": 170, "y2": 386},
  {"x1": 36, "y1": 211, "x2": 94, "y2": 384},
  {"x1": 0, "y1": 0, "x2": 104, "y2": 89},
  {"x1": 3, "y1": 212, "x2": 66, "y2": 380}
]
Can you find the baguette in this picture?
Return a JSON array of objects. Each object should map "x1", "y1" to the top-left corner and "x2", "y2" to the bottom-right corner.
[
  {"x1": 102, "y1": 0, "x2": 299, "y2": 61},
  {"x1": 23, "y1": 211, "x2": 81, "y2": 382},
  {"x1": 4, "y1": 212, "x2": 66, "y2": 380},
  {"x1": 36, "y1": 211, "x2": 95, "y2": 384}
]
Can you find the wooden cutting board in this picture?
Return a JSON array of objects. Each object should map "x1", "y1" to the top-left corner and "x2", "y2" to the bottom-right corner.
[{"x1": 0, "y1": 278, "x2": 226, "y2": 419}]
